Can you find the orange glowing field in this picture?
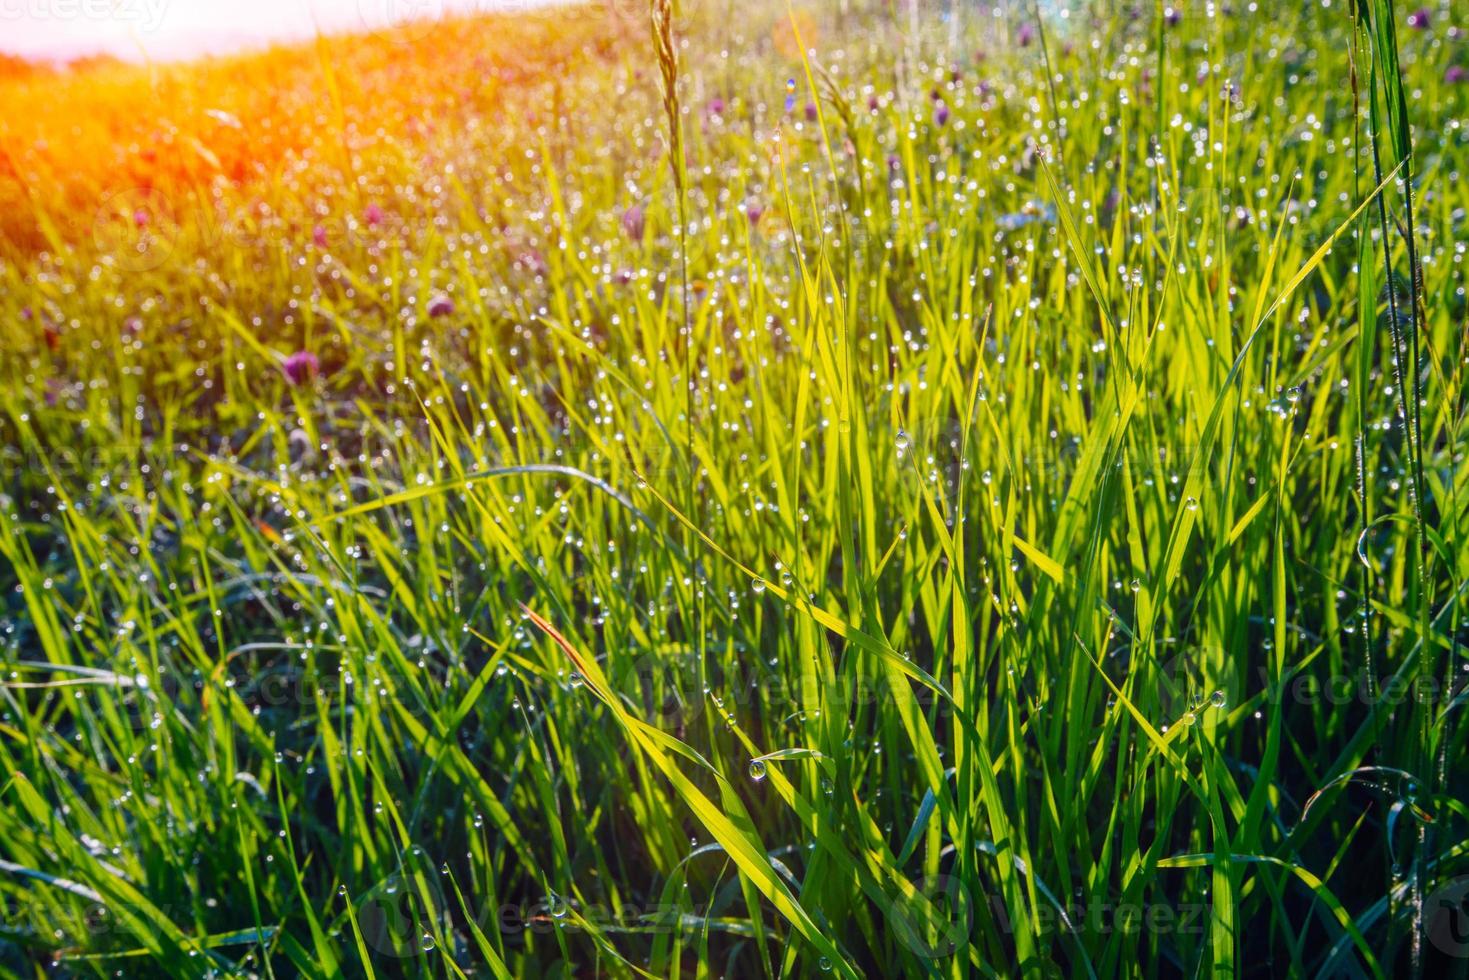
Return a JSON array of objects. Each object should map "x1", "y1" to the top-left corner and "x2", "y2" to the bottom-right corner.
[
  {"x1": 0, "y1": 9, "x2": 625, "y2": 257},
  {"x1": 1, "y1": 2, "x2": 1467, "y2": 977}
]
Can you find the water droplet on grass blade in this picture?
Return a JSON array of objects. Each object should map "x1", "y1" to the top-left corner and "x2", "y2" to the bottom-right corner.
[{"x1": 748, "y1": 759, "x2": 767, "y2": 781}]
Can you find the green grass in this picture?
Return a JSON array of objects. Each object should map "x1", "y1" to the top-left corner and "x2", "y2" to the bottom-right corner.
[{"x1": 1, "y1": 0, "x2": 1467, "y2": 976}]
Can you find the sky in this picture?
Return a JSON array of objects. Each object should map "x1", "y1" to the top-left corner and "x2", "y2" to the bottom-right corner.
[{"x1": 1, "y1": 0, "x2": 566, "y2": 63}]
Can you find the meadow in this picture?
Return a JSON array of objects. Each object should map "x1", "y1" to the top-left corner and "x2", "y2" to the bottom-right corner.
[{"x1": 1, "y1": 0, "x2": 1467, "y2": 976}]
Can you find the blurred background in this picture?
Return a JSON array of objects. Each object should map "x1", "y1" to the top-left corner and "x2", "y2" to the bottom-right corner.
[{"x1": 1, "y1": 0, "x2": 568, "y2": 63}]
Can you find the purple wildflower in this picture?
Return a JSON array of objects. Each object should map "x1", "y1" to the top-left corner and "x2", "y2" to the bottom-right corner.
[
  {"x1": 282, "y1": 350, "x2": 320, "y2": 386},
  {"x1": 621, "y1": 204, "x2": 645, "y2": 242},
  {"x1": 427, "y1": 293, "x2": 454, "y2": 318},
  {"x1": 933, "y1": 101, "x2": 950, "y2": 127},
  {"x1": 1407, "y1": 8, "x2": 1430, "y2": 30},
  {"x1": 804, "y1": 101, "x2": 818, "y2": 122},
  {"x1": 1447, "y1": 65, "x2": 1468, "y2": 84},
  {"x1": 519, "y1": 249, "x2": 547, "y2": 277},
  {"x1": 1017, "y1": 22, "x2": 1036, "y2": 47}
]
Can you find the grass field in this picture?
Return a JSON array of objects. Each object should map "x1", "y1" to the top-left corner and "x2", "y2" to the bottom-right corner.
[{"x1": 1, "y1": 0, "x2": 1467, "y2": 976}]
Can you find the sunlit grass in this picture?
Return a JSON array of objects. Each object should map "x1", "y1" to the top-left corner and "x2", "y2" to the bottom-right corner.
[{"x1": 1, "y1": 1, "x2": 1467, "y2": 976}]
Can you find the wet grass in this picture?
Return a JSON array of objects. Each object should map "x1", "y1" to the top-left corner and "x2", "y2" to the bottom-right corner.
[{"x1": 1, "y1": 1, "x2": 1468, "y2": 976}]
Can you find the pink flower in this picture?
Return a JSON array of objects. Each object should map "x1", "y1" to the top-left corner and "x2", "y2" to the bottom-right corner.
[
  {"x1": 1017, "y1": 22, "x2": 1036, "y2": 47},
  {"x1": 133, "y1": 208, "x2": 150, "y2": 228},
  {"x1": 282, "y1": 350, "x2": 320, "y2": 386},
  {"x1": 744, "y1": 202, "x2": 764, "y2": 225},
  {"x1": 364, "y1": 203, "x2": 384, "y2": 228},
  {"x1": 621, "y1": 204, "x2": 645, "y2": 242},
  {"x1": 312, "y1": 224, "x2": 329, "y2": 248},
  {"x1": 518, "y1": 249, "x2": 547, "y2": 277},
  {"x1": 427, "y1": 293, "x2": 454, "y2": 318},
  {"x1": 1447, "y1": 65, "x2": 1468, "y2": 84}
]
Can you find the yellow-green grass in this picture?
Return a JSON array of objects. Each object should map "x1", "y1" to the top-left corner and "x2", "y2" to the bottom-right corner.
[{"x1": 1, "y1": 1, "x2": 1467, "y2": 976}]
